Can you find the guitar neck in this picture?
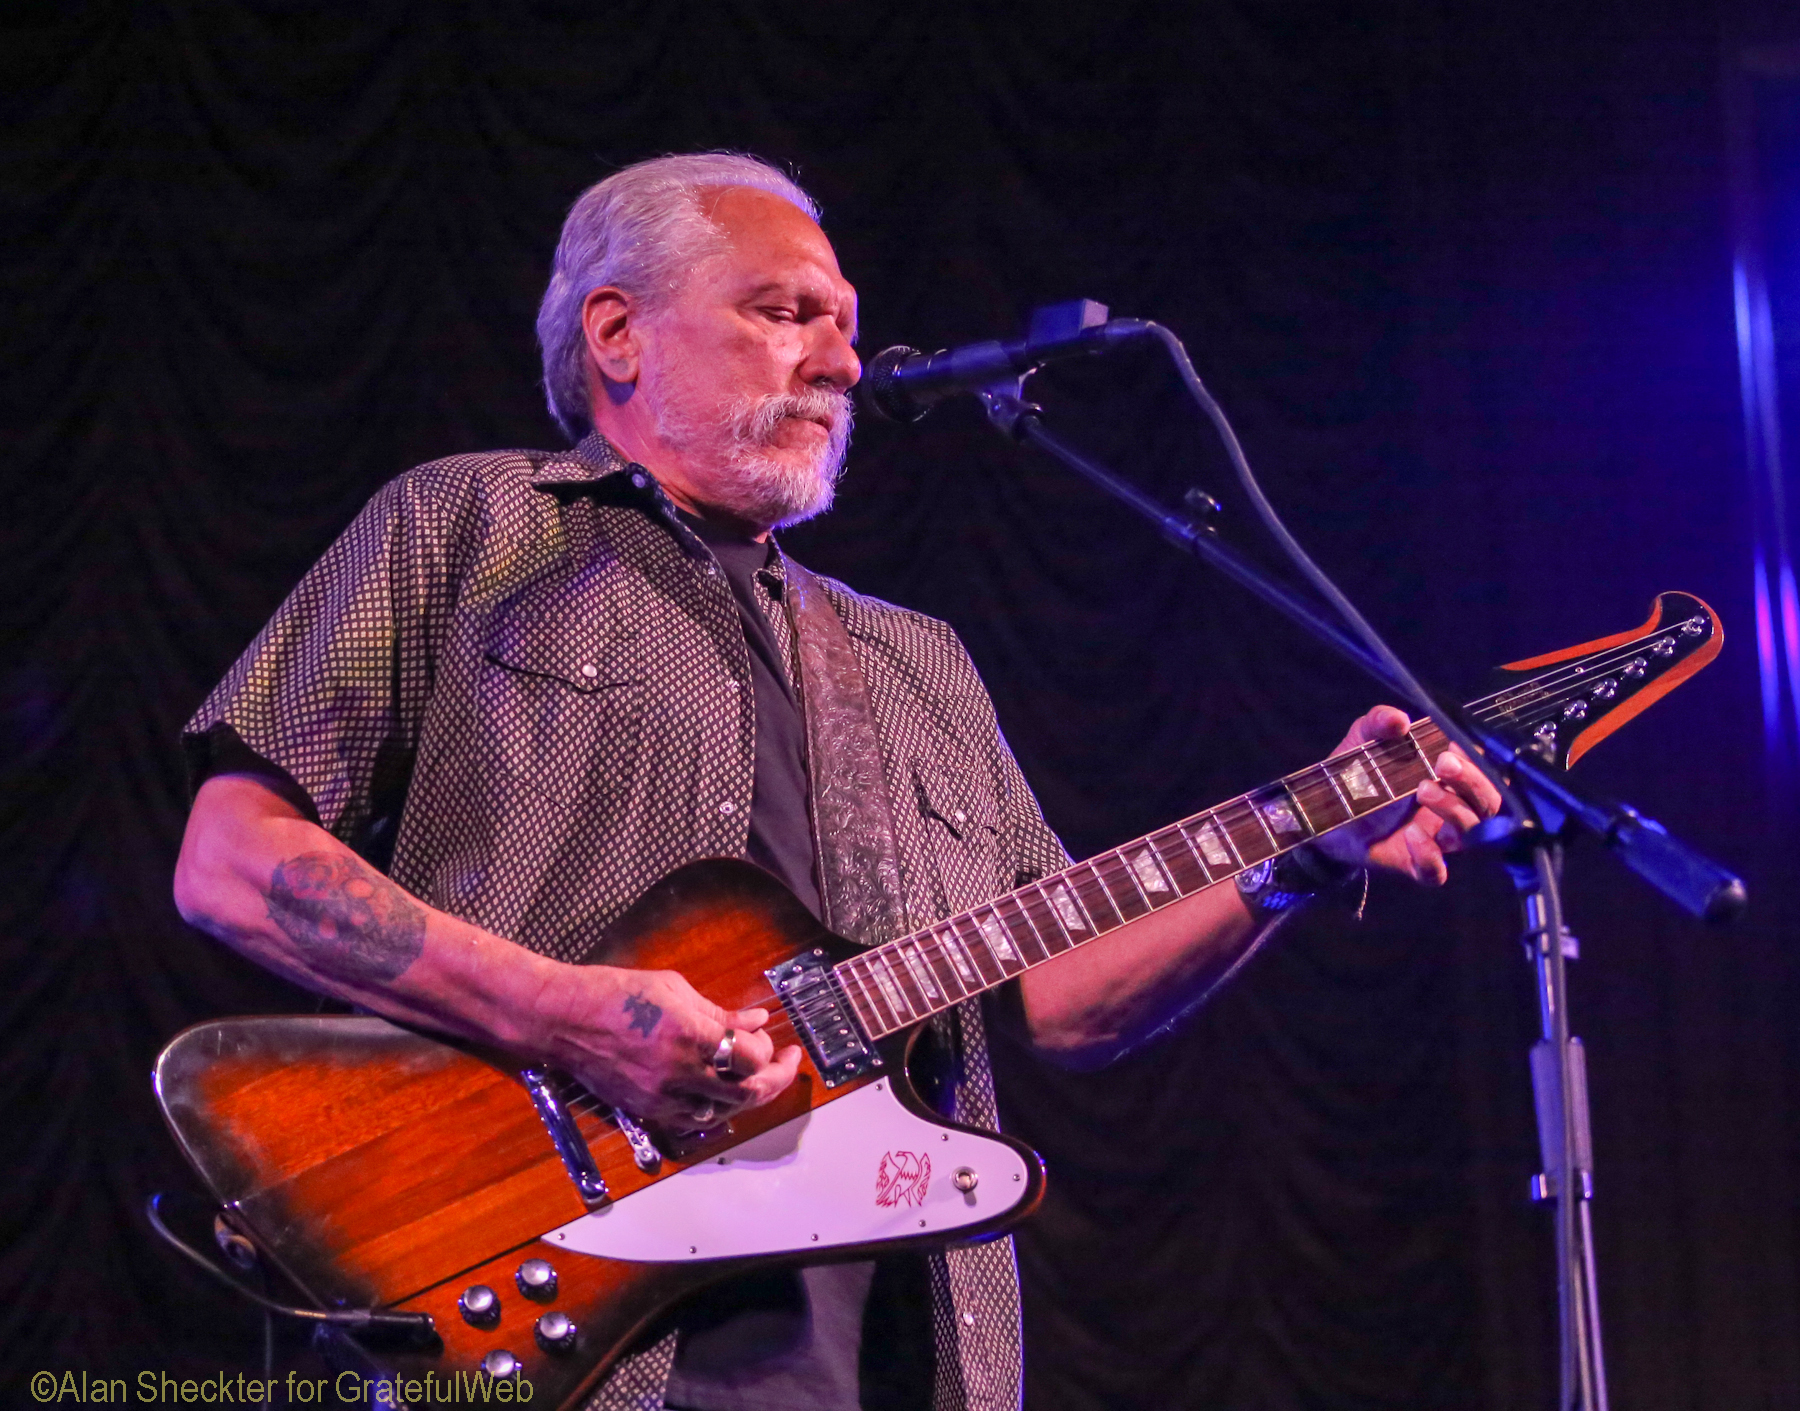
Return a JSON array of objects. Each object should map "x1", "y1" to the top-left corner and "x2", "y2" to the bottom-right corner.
[{"x1": 835, "y1": 718, "x2": 1449, "y2": 1038}]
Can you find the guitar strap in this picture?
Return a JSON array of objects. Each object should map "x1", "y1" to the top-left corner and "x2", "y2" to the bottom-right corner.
[
  {"x1": 784, "y1": 561, "x2": 911, "y2": 946},
  {"x1": 593, "y1": 561, "x2": 1022, "y2": 1411},
  {"x1": 785, "y1": 560, "x2": 1024, "y2": 1411}
]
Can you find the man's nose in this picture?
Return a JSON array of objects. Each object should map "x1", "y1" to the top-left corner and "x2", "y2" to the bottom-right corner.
[{"x1": 804, "y1": 321, "x2": 861, "y2": 390}]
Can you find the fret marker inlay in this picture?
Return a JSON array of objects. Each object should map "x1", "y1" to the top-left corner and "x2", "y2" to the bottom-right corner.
[
  {"x1": 1129, "y1": 847, "x2": 1170, "y2": 893},
  {"x1": 1047, "y1": 882, "x2": 1086, "y2": 931},
  {"x1": 940, "y1": 929, "x2": 977, "y2": 985},
  {"x1": 1261, "y1": 798, "x2": 1303, "y2": 834},
  {"x1": 1339, "y1": 759, "x2": 1379, "y2": 800},
  {"x1": 869, "y1": 960, "x2": 908, "y2": 1019},
  {"x1": 1194, "y1": 821, "x2": 1232, "y2": 868},
  {"x1": 900, "y1": 944, "x2": 940, "y2": 1000},
  {"x1": 977, "y1": 912, "x2": 1018, "y2": 962}
]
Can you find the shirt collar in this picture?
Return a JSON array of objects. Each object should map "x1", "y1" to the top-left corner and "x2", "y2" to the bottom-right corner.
[{"x1": 533, "y1": 432, "x2": 788, "y2": 589}]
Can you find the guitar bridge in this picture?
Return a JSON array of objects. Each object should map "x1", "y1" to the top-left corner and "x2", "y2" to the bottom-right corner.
[
  {"x1": 521, "y1": 1068, "x2": 609, "y2": 1207},
  {"x1": 767, "y1": 950, "x2": 882, "y2": 1088}
]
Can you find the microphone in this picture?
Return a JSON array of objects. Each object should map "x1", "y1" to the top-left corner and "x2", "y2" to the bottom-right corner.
[{"x1": 860, "y1": 300, "x2": 1150, "y2": 423}]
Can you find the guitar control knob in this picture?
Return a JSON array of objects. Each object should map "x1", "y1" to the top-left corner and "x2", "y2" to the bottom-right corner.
[
  {"x1": 535, "y1": 1310, "x2": 578, "y2": 1353},
  {"x1": 516, "y1": 1257, "x2": 557, "y2": 1301},
  {"x1": 479, "y1": 1350, "x2": 518, "y2": 1379},
  {"x1": 458, "y1": 1284, "x2": 500, "y2": 1328}
]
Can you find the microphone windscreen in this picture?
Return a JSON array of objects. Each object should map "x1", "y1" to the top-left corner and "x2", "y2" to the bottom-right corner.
[{"x1": 861, "y1": 345, "x2": 928, "y2": 423}]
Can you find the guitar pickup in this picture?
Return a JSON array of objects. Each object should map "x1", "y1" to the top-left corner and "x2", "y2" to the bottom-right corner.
[
  {"x1": 520, "y1": 1067, "x2": 609, "y2": 1207},
  {"x1": 767, "y1": 950, "x2": 882, "y2": 1088}
]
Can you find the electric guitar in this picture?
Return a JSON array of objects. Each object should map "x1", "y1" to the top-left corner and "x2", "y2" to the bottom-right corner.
[{"x1": 154, "y1": 592, "x2": 1721, "y2": 1407}]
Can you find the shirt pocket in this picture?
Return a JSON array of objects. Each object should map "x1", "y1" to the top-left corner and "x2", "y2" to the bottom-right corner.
[
  {"x1": 912, "y1": 756, "x2": 1003, "y2": 912},
  {"x1": 478, "y1": 614, "x2": 644, "y2": 806}
]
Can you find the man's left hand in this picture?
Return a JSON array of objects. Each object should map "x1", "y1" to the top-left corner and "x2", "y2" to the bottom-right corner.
[{"x1": 1312, "y1": 705, "x2": 1502, "y2": 885}]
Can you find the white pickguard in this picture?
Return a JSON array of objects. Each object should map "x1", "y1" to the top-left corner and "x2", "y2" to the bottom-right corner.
[{"x1": 544, "y1": 1080, "x2": 1032, "y2": 1262}]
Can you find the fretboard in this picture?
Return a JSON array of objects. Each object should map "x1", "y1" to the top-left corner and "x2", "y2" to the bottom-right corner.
[{"x1": 834, "y1": 719, "x2": 1449, "y2": 1038}]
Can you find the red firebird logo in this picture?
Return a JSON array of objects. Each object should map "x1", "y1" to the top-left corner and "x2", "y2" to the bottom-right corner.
[{"x1": 876, "y1": 1150, "x2": 932, "y2": 1208}]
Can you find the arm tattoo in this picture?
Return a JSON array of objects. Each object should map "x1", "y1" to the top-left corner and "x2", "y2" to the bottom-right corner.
[
  {"x1": 266, "y1": 852, "x2": 426, "y2": 984},
  {"x1": 622, "y1": 992, "x2": 663, "y2": 1038}
]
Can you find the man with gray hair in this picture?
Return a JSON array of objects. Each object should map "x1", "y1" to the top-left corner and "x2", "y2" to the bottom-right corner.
[{"x1": 174, "y1": 152, "x2": 1497, "y2": 1409}]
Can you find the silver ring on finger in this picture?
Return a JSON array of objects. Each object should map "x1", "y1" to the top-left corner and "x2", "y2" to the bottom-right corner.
[{"x1": 711, "y1": 1029, "x2": 738, "y2": 1079}]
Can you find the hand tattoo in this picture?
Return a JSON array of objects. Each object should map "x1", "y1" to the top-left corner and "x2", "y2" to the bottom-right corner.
[
  {"x1": 267, "y1": 852, "x2": 426, "y2": 984},
  {"x1": 622, "y1": 992, "x2": 663, "y2": 1038}
]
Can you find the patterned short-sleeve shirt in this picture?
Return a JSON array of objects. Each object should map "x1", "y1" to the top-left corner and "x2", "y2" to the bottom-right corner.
[{"x1": 185, "y1": 433, "x2": 1072, "y2": 960}]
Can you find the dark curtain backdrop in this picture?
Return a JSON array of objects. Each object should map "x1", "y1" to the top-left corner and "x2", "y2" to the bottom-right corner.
[{"x1": 4, "y1": 3, "x2": 1795, "y2": 1408}]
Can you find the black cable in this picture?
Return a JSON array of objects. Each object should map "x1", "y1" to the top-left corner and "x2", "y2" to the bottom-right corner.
[
  {"x1": 1145, "y1": 322, "x2": 1595, "y2": 1407},
  {"x1": 1143, "y1": 321, "x2": 1527, "y2": 823},
  {"x1": 145, "y1": 1195, "x2": 434, "y2": 1339}
]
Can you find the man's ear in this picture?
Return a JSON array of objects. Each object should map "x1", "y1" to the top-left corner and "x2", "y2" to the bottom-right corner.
[{"x1": 581, "y1": 286, "x2": 642, "y2": 396}]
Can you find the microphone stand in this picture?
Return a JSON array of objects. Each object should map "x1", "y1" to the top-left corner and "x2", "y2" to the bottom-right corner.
[{"x1": 975, "y1": 378, "x2": 1744, "y2": 1411}]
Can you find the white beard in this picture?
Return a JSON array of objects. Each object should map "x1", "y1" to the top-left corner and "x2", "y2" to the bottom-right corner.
[{"x1": 646, "y1": 371, "x2": 854, "y2": 530}]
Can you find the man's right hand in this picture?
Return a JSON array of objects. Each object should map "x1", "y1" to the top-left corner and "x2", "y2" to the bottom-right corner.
[
  {"x1": 533, "y1": 964, "x2": 804, "y2": 1130},
  {"x1": 176, "y1": 772, "x2": 803, "y2": 1134}
]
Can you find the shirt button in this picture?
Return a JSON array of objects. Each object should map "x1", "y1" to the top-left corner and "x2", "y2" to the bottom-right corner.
[
  {"x1": 630, "y1": 473, "x2": 647, "y2": 488},
  {"x1": 962, "y1": 1313, "x2": 976, "y2": 1327},
  {"x1": 580, "y1": 664, "x2": 598, "y2": 679},
  {"x1": 719, "y1": 800, "x2": 736, "y2": 816},
  {"x1": 953, "y1": 809, "x2": 967, "y2": 824}
]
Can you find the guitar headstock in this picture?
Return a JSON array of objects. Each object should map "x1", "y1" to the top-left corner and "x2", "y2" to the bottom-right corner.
[{"x1": 1476, "y1": 591, "x2": 1722, "y2": 772}]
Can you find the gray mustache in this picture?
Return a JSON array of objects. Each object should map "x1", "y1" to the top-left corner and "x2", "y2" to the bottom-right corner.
[{"x1": 735, "y1": 388, "x2": 855, "y2": 444}]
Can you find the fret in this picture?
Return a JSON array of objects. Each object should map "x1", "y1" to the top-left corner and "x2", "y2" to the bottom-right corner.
[
  {"x1": 935, "y1": 924, "x2": 980, "y2": 990},
  {"x1": 999, "y1": 892, "x2": 1057, "y2": 963},
  {"x1": 1320, "y1": 760, "x2": 1356, "y2": 820},
  {"x1": 1024, "y1": 884, "x2": 1079, "y2": 954},
  {"x1": 1252, "y1": 785, "x2": 1309, "y2": 845},
  {"x1": 1169, "y1": 823, "x2": 1217, "y2": 889},
  {"x1": 1048, "y1": 875, "x2": 1098, "y2": 936},
  {"x1": 875, "y1": 946, "x2": 929, "y2": 1019},
  {"x1": 1403, "y1": 729, "x2": 1440, "y2": 783},
  {"x1": 1068, "y1": 861, "x2": 1124, "y2": 932},
  {"x1": 1284, "y1": 780, "x2": 1317, "y2": 835},
  {"x1": 1126, "y1": 842, "x2": 1176, "y2": 903},
  {"x1": 1148, "y1": 827, "x2": 1207, "y2": 894},
  {"x1": 840, "y1": 956, "x2": 884, "y2": 1033},
  {"x1": 954, "y1": 913, "x2": 1012, "y2": 984},
  {"x1": 1330, "y1": 749, "x2": 1386, "y2": 813},
  {"x1": 1101, "y1": 850, "x2": 1154, "y2": 922},
  {"x1": 841, "y1": 961, "x2": 887, "y2": 1034},
  {"x1": 1360, "y1": 743, "x2": 1398, "y2": 801},
  {"x1": 976, "y1": 904, "x2": 1030, "y2": 973},
  {"x1": 896, "y1": 940, "x2": 944, "y2": 1008},
  {"x1": 861, "y1": 953, "x2": 911, "y2": 1028},
  {"x1": 1080, "y1": 860, "x2": 1123, "y2": 935},
  {"x1": 1015, "y1": 889, "x2": 1065, "y2": 964},
  {"x1": 1188, "y1": 812, "x2": 1242, "y2": 872},
  {"x1": 1224, "y1": 800, "x2": 1279, "y2": 865},
  {"x1": 1116, "y1": 848, "x2": 1154, "y2": 910},
  {"x1": 921, "y1": 930, "x2": 971, "y2": 1000},
  {"x1": 1293, "y1": 767, "x2": 1353, "y2": 832}
]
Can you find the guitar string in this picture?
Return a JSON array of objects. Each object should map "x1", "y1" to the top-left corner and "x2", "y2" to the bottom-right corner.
[
  {"x1": 788, "y1": 710, "x2": 1514, "y2": 1034},
  {"x1": 560, "y1": 621, "x2": 1707, "y2": 1071},
  {"x1": 817, "y1": 625, "x2": 1691, "y2": 1038}
]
